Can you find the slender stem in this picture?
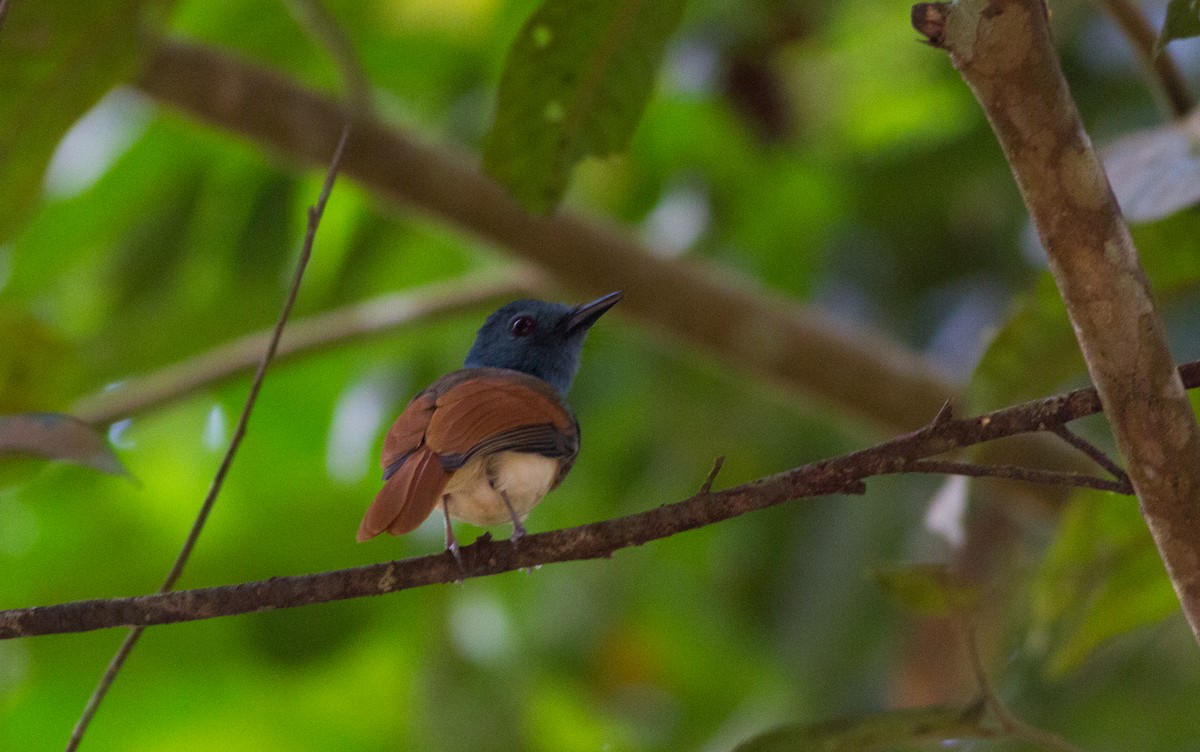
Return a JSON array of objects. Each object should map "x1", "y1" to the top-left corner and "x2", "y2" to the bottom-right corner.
[
  {"x1": 285, "y1": 0, "x2": 372, "y2": 115},
  {"x1": 905, "y1": 459, "x2": 1132, "y2": 494},
  {"x1": 70, "y1": 271, "x2": 537, "y2": 426},
  {"x1": 172, "y1": 127, "x2": 350, "y2": 594},
  {"x1": 64, "y1": 125, "x2": 352, "y2": 752},
  {"x1": 0, "y1": 0, "x2": 11, "y2": 35},
  {"x1": 1051, "y1": 424, "x2": 1131, "y2": 486},
  {"x1": 958, "y1": 619, "x2": 1088, "y2": 752},
  {"x1": 1099, "y1": 0, "x2": 1194, "y2": 118},
  {"x1": 697, "y1": 455, "x2": 726, "y2": 495},
  {"x1": 8, "y1": 360, "x2": 1200, "y2": 641}
]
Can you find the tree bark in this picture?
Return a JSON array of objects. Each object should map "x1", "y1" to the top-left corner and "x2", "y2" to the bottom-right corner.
[
  {"x1": 10, "y1": 364, "x2": 1196, "y2": 640},
  {"x1": 915, "y1": 0, "x2": 1200, "y2": 643}
]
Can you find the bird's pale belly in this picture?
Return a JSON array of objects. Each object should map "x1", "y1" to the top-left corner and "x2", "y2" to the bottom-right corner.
[{"x1": 443, "y1": 451, "x2": 560, "y2": 527}]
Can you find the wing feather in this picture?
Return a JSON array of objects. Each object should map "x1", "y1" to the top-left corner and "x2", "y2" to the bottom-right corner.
[
  {"x1": 357, "y1": 446, "x2": 447, "y2": 541},
  {"x1": 441, "y1": 424, "x2": 574, "y2": 470},
  {"x1": 381, "y1": 391, "x2": 437, "y2": 475},
  {"x1": 426, "y1": 371, "x2": 575, "y2": 456}
]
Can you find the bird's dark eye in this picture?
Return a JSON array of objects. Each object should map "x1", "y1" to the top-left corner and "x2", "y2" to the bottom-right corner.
[{"x1": 509, "y1": 315, "x2": 537, "y2": 337}]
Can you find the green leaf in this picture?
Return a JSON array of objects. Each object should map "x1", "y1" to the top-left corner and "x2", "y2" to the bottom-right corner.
[
  {"x1": 1031, "y1": 491, "x2": 1179, "y2": 676},
  {"x1": 1156, "y1": 0, "x2": 1200, "y2": 53},
  {"x1": 970, "y1": 209, "x2": 1200, "y2": 414},
  {"x1": 0, "y1": 412, "x2": 126, "y2": 476},
  {"x1": 871, "y1": 563, "x2": 980, "y2": 617},
  {"x1": 483, "y1": 0, "x2": 687, "y2": 212},
  {"x1": 0, "y1": 0, "x2": 163, "y2": 243},
  {"x1": 0, "y1": 306, "x2": 75, "y2": 413},
  {"x1": 1130, "y1": 208, "x2": 1200, "y2": 293},
  {"x1": 732, "y1": 704, "x2": 986, "y2": 752}
]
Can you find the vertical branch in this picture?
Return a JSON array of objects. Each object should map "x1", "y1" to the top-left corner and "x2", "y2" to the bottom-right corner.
[
  {"x1": 913, "y1": 0, "x2": 1200, "y2": 645},
  {"x1": 64, "y1": 126, "x2": 352, "y2": 752}
]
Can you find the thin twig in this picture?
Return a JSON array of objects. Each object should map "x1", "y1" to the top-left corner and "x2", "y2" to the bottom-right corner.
[
  {"x1": 10, "y1": 361, "x2": 1200, "y2": 641},
  {"x1": 958, "y1": 619, "x2": 1088, "y2": 752},
  {"x1": 64, "y1": 125, "x2": 352, "y2": 752},
  {"x1": 931, "y1": 397, "x2": 955, "y2": 427},
  {"x1": 1051, "y1": 425, "x2": 1131, "y2": 486},
  {"x1": 285, "y1": 0, "x2": 372, "y2": 115},
  {"x1": 0, "y1": 0, "x2": 10, "y2": 36},
  {"x1": 905, "y1": 459, "x2": 1132, "y2": 495},
  {"x1": 697, "y1": 456, "x2": 726, "y2": 495},
  {"x1": 70, "y1": 270, "x2": 538, "y2": 426},
  {"x1": 1099, "y1": 0, "x2": 1194, "y2": 118}
]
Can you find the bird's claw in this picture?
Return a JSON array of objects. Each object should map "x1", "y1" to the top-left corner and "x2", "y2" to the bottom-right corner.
[{"x1": 446, "y1": 540, "x2": 464, "y2": 570}]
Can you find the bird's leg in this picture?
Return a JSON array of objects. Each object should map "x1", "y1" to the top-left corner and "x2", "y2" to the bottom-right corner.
[
  {"x1": 499, "y1": 490, "x2": 528, "y2": 543},
  {"x1": 442, "y1": 496, "x2": 463, "y2": 567}
]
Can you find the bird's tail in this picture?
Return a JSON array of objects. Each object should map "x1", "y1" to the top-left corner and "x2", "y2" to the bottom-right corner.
[{"x1": 357, "y1": 446, "x2": 448, "y2": 542}]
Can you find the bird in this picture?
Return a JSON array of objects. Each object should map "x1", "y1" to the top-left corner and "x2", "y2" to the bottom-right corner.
[{"x1": 357, "y1": 291, "x2": 622, "y2": 556}]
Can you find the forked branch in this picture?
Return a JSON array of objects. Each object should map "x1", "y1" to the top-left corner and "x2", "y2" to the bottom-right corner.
[
  {"x1": 914, "y1": 0, "x2": 1200, "y2": 646},
  {"x1": 5, "y1": 362, "x2": 1197, "y2": 641}
]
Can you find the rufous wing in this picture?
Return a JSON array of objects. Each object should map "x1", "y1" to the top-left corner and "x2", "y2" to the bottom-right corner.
[
  {"x1": 425, "y1": 370, "x2": 576, "y2": 459},
  {"x1": 380, "y1": 391, "x2": 436, "y2": 475},
  {"x1": 357, "y1": 445, "x2": 448, "y2": 541}
]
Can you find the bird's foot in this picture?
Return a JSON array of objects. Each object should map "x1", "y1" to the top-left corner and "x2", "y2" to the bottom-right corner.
[
  {"x1": 442, "y1": 496, "x2": 464, "y2": 572},
  {"x1": 445, "y1": 538, "x2": 464, "y2": 570},
  {"x1": 499, "y1": 490, "x2": 527, "y2": 545},
  {"x1": 509, "y1": 519, "x2": 528, "y2": 545}
]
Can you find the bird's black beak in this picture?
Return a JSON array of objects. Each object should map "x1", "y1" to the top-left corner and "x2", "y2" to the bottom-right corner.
[{"x1": 566, "y1": 291, "x2": 622, "y2": 334}]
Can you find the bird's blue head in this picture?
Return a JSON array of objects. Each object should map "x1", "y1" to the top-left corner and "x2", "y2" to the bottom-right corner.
[{"x1": 463, "y1": 291, "x2": 622, "y2": 395}]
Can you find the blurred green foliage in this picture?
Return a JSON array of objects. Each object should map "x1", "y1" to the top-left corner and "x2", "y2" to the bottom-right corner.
[
  {"x1": 3, "y1": 0, "x2": 1200, "y2": 750},
  {"x1": 484, "y1": 0, "x2": 687, "y2": 211},
  {"x1": 871, "y1": 563, "x2": 980, "y2": 618},
  {"x1": 0, "y1": 0, "x2": 167, "y2": 244},
  {"x1": 1031, "y1": 490, "x2": 1181, "y2": 678}
]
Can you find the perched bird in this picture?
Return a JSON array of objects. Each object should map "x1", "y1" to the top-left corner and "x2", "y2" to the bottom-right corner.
[{"x1": 357, "y1": 291, "x2": 621, "y2": 555}]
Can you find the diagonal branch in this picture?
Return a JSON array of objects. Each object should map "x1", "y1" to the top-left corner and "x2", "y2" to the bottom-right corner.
[
  {"x1": 914, "y1": 0, "x2": 1200, "y2": 646},
  {"x1": 70, "y1": 269, "x2": 539, "y2": 426},
  {"x1": 1051, "y1": 424, "x2": 1131, "y2": 486},
  {"x1": 905, "y1": 459, "x2": 1131, "y2": 495},
  {"x1": 7, "y1": 361, "x2": 1200, "y2": 641},
  {"x1": 63, "y1": 121, "x2": 353, "y2": 752},
  {"x1": 134, "y1": 38, "x2": 955, "y2": 435}
]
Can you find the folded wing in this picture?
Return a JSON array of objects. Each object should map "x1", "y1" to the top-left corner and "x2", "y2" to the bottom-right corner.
[
  {"x1": 426, "y1": 369, "x2": 577, "y2": 463},
  {"x1": 357, "y1": 368, "x2": 579, "y2": 542}
]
